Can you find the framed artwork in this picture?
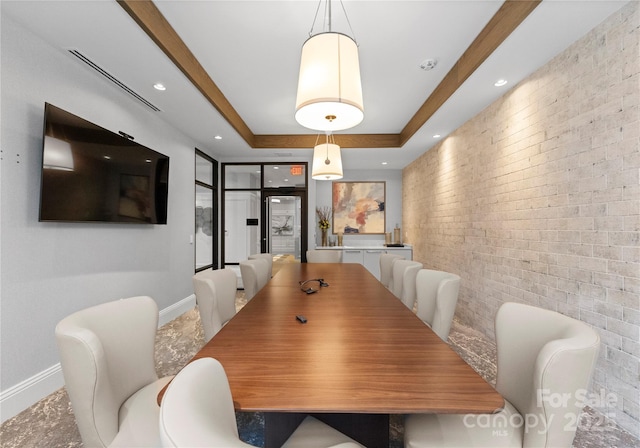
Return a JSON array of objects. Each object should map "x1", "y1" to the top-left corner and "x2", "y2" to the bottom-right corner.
[
  {"x1": 272, "y1": 214, "x2": 294, "y2": 236},
  {"x1": 332, "y1": 181, "x2": 385, "y2": 234}
]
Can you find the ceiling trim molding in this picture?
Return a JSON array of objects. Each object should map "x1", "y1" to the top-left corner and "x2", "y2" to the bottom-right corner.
[
  {"x1": 253, "y1": 133, "x2": 402, "y2": 149},
  {"x1": 400, "y1": 0, "x2": 542, "y2": 146},
  {"x1": 117, "y1": 0, "x2": 541, "y2": 150},
  {"x1": 117, "y1": 0, "x2": 256, "y2": 147}
]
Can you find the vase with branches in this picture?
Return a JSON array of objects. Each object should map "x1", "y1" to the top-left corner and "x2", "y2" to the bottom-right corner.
[{"x1": 316, "y1": 206, "x2": 331, "y2": 246}]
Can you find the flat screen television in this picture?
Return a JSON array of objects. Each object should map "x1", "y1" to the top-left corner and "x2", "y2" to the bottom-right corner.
[{"x1": 39, "y1": 103, "x2": 169, "y2": 224}]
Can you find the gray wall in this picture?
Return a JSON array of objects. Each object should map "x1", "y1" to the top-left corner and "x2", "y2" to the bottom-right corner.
[
  {"x1": 1, "y1": 15, "x2": 200, "y2": 390},
  {"x1": 314, "y1": 169, "x2": 403, "y2": 247}
]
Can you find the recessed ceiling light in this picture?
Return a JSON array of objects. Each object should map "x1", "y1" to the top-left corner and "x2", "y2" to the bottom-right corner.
[
  {"x1": 381, "y1": 162, "x2": 388, "y2": 165},
  {"x1": 494, "y1": 79, "x2": 508, "y2": 87},
  {"x1": 433, "y1": 134, "x2": 441, "y2": 138},
  {"x1": 214, "y1": 135, "x2": 222, "y2": 140},
  {"x1": 284, "y1": 178, "x2": 289, "y2": 182},
  {"x1": 103, "y1": 155, "x2": 111, "y2": 160},
  {"x1": 145, "y1": 159, "x2": 152, "y2": 163},
  {"x1": 153, "y1": 83, "x2": 166, "y2": 91},
  {"x1": 273, "y1": 166, "x2": 279, "y2": 170}
]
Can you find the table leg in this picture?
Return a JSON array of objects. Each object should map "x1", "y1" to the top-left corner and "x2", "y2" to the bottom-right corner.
[
  {"x1": 264, "y1": 412, "x2": 306, "y2": 448},
  {"x1": 264, "y1": 412, "x2": 389, "y2": 448}
]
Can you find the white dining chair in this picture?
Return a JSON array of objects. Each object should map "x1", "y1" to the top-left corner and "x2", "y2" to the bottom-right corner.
[
  {"x1": 248, "y1": 253, "x2": 273, "y2": 277},
  {"x1": 415, "y1": 269, "x2": 461, "y2": 341},
  {"x1": 193, "y1": 268, "x2": 238, "y2": 342},
  {"x1": 159, "y1": 357, "x2": 253, "y2": 448},
  {"x1": 306, "y1": 249, "x2": 342, "y2": 263},
  {"x1": 55, "y1": 296, "x2": 173, "y2": 448},
  {"x1": 379, "y1": 253, "x2": 404, "y2": 289},
  {"x1": 239, "y1": 258, "x2": 270, "y2": 301},
  {"x1": 159, "y1": 357, "x2": 364, "y2": 448},
  {"x1": 390, "y1": 260, "x2": 423, "y2": 310},
  {"x1": 404, "y1": 302, "x2": 601, "y2": 448}
]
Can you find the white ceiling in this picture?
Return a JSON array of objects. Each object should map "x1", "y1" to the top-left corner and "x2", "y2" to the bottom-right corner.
[{"x1": 2, "y1": 0, "x2": 629, "y2": 170}]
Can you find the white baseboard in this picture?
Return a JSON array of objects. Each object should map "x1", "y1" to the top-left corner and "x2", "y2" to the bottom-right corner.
[
  {"x1": 159, "y1": 294, "x2": 196, "y2": 326},
  {"x1": 0, "y1": 363, "x2": 64, "y2": 424},
  {"x1": 0, "y1": 295, "x2": 196, "y2": 424}
]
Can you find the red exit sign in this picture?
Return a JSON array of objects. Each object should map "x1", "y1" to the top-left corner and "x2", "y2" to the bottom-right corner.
[{"x1": 290, "y1": 165, "x2": 303, "y2": 176}]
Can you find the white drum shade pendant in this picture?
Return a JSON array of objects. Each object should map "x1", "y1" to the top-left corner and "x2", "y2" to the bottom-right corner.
[
  {"x1": 312, "y1": 140, "x2": 343, "y2": 180},
  {"x1": 295, "y1": 32, "x2": 364, "y2": 132}
]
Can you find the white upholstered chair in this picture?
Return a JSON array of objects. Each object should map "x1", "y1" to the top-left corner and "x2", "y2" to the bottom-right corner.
[
  {"x1": 306, "y1": 249, "x2": 342, "y2": 263},
  {"x1": 248, "y1": 253, "x2": 273, "y2": 277},
  {"x1": 55, "y1": 296, "x2": 173, "y2": 448},
  {"x1": 415, "y1": 269, "x2": 461, "y2": 341},
  {"x1": 404, "y1": 302, "x2": 601, "y2": 448},
  {"x1": 159, "y1": 357, "x2": 253, "y2": 448},
  {"x1": 390, "y1": 260, "x2": 423, "y2": 309},
  {"x1": 379, "y1": 253, "x2": 404, "y2": 289},
  {"x1": 160, "y1": 357, "x2": 364, "y2": 448},
  {"x1": 193, "y1": 268, "x2": 238, "y2": 342},
  {"x1": 239, "y1": 258, "x2": 270, "y2": 301}
]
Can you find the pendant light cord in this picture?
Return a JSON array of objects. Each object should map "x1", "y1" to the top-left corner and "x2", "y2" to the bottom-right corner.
[
  {"x1": 338, "y1": 0, "x2": 358, "y2": 45},
  {"x1": 325, "y1": 133, "x2": 331, "y2": 164},
  {"x1": 315, "y1": 132, "x2": 335, "y2": 165},
  {"x1": 324, "y1": 132, "x2": 337, "y2": 164},
  {"x1": 308, "y1": 0, "x2": 322, "y2": 37},
  {"x1": 307, "y1": 0, "x2": 358, "y2": 45}
]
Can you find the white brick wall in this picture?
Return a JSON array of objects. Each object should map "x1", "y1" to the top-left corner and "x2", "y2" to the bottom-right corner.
[{"x1": 403, "y1": 2, "x2": 639, "y2": 437}]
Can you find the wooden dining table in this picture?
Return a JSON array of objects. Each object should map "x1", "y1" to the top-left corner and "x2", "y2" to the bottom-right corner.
[{"x1": 181, "y1": 263, "x2": 503, "y2": 447}]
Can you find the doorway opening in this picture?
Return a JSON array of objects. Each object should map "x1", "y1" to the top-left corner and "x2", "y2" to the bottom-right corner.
[
  {"x1": 266, "y1": 194, "x2": 302, "y2": 267},
  {"x1": 222, "y1": 163, "x2": 308, "y2": 283}
]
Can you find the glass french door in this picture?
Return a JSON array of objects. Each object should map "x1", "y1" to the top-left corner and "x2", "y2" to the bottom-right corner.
[
  {"x1": 266, "y1": 194, "x2": 302, "y2": 261},
  {"x1": 195, "y1": 149, "x2": 217, "y2": 272},
  {"x1": 222, "y1": 163, "x2": 308, "y2": 272}
]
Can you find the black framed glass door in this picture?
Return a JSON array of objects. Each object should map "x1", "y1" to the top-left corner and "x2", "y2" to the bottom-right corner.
[{"x1": 222, "y1": 163, "x2": 308, "y2": 271}]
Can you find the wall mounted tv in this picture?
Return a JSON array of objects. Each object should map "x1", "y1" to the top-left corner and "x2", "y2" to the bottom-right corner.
[{"x1": 39, "y1": 103, "x2": 169, "y2": 224}]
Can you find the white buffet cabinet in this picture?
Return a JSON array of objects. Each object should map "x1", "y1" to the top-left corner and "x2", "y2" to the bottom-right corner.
[{"x1": 315, "y1": 246, "x2": 413, "y2": 280}]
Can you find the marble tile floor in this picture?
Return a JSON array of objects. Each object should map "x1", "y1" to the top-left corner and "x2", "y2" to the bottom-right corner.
[{"x1": 1, "y1": 297, "x2": 638, "y2": 448}]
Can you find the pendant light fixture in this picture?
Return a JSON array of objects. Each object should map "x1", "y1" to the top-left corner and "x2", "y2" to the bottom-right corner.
[
  {"x1": 295, "y1": 0, "x2": 364, "y2": 132},
  {"x1": 312, "y1": 132, "x2": 343, "y2": 180}
]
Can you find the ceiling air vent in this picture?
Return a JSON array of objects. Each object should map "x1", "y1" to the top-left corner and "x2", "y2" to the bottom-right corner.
[{"x1": 67, "y1": 49, "x2": 161, "y2": 112}]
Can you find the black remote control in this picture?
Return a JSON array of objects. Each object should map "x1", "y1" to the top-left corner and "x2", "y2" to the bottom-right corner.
[{"x1": 296, "y1": 315, "x2": 307, "y2": 324}]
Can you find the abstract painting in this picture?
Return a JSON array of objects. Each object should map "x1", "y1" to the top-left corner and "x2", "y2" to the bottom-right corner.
[
  {"x1": 272, "y1": 214, "x2": 294, "y2": 236},
  {"x1": 332, "y1": 181, "x2": 385, "y2": 234}
]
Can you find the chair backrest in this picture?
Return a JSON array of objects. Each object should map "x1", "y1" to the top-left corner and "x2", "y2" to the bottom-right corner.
[
  {"x1": 55, "y1": 296, "x2": 160, "y2": 447},
  {"x1": 159, "y1": 358, "x2": 250, "y2": 448},
  {"x1": 306, "y1": 249, "x2": 342, "y2": 263},
  {"x1": 415, "y1": 269, "x2": 461, "y2": 341},
  {"x1": 379, "y1": 253, "x2": 404, "y2": 289},
  {"x1": 390, "y1": 260, "x2": 423, "y2": 309},
  {"x1": 239, "y1": 258, "x2": 270, "y2": 301},
  {"x1": 248, "y1": 253, "x2": 273, "y2": 278},
  {"x1": 193, "y1": 269, "x2": 238, "y2": 342},
  {"x1": 495, "y1": 302, "x2": 600, "y2": 448}
]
